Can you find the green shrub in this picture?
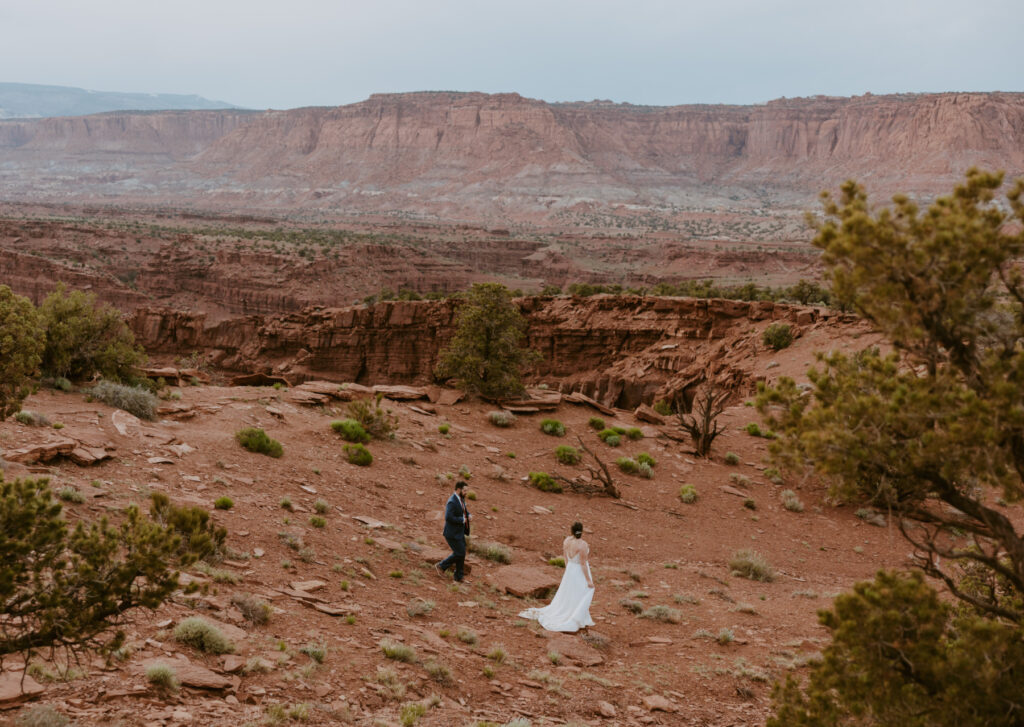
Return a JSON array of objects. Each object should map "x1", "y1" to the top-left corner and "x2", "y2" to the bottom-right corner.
[
  {"x1": 438, "y1": 423, "x2": 450, "y2": 435},
  {"x1": 616, "y1": 457, "x2": 640, "y2": 474},
  {"x1": 588, "y1": 416, "x2": 605, "y2": 430},
  {"x1": 309, "y1": 516, "x2": 326, "y2": 528},
  {"x1": 764, "y1": 467, "x2": 784, "y2": 484},
  {"x1": 52, "y1": 376, "x2": 72, "y2": 392},
  {"x1": 729, "y1": 549, "x2": 774, "y2": 582},
  {"x1": 14, "y1": 410, "x2": 49, "y2": 427},
  {"x1": 620, "y1": 598, "x2": 643, "y2": 614},
  {"x1": 424, "y1": 660, "x2": 452, "y2": 685},
  {"x1": 279, "y1": 497, "x2": 293, "y2": 511},
  {"x1": 745, "y1": 422, "x2": 764, "y2": 436},
  {"x1": 679, "y1": 484, "x2": 698, "y2": 503},
  {"x1": 636, "y1": 452, "x2": 656, "y2": 467},
  {"x1": 540, "y1": 419, "x2": 566, "y2": 436},
  {"x1": 14, "y1": 704, "x2": 70, "y2": 727},
  {"x1": 213, "y1": 496, "x2": 233, "y2": 510},
  {"x1": 548, "y1": 556, "x2": 566, "y2": 568},
  {"x1": 149, "y1": 492, "x2": 226, "y2": 561},
  {"x1": 406, "y1": 598, "x2": 435, "y2": 618},
  {"x1": 528, "y1": 471, "x2": 562, "y2": 493},
  {"x1": 724, "y1": 451, "x2": 740, "y2": 465},
  {"x1": 145, "y1": 662, "x2": 179, "y2": 692},
  {"x1": 625, "y1": 427, "x2": 644, "y2": 440},
  {"x1": 456, "y1": 627, "x2": 478, "y2": 644},
  {"x1": 57, "y1": 486, "x2": 85, "y2": 504},
  {"x1": 488, "y1": 410, "x2": 515, "y2": 427},
  {"x1": 653, "y1": 399, "x2": 672, "y2": 416},
  {"x1": 174, "y1": 617, "x2": 235, "y2": 654},
  {"x1": 762, "y1": 322, "x2": 794, "y2": 350},
  {"x1": 314, "y1": 498, "x2": 328, "y2": 514},
  {"x1": 637, "y1": 462, "x2": 654, "y2": 479},
  {"x1": 743, "y1": 498, "x2": 757, "y2": 510},
  {"x1": 300, "y1": 641, "x2": 327, "y2": 663},
  {"x1": 235, "y1": 427, "x2": 283, "y2": 457},
  {"x1": 781, "y1": 489, "x2": 805, "y2": 512},
  {"x1": 468, "y1": 539, "x2": 511, "y2": 564},
  {"x1": 231, "y1": 593, "x2": 272, "y2": 625},
  {"x1": 554, "y1": 445, "x2": 581, "y2": 465},
  {"x1": 487, "y1": 644, "x2": 508, "y2": 663},
  {"x1": 330, "y1": 419, "x2": 370, "y2": 443},
  {"x1": 597, "y1": 428, "x2": 621, "y2": 445},
  {"x1": 346, "y1": 393, "x2": 398, "y2": 439},
  {"x1": 400, "y1": 702, "x2": 426, "y2": 727},
  {"x1": 91, "y1": 380, "x2": 159, "y2": 420},
  {"x1": 343, "y1": 443, "x2": 373, "y2": 466},
  {"x1": 641, "y1": 605, "x2": 682, "y2": 623},
  {"x1": 39, "y1": 283, "x2": 145, "y2": 383}
]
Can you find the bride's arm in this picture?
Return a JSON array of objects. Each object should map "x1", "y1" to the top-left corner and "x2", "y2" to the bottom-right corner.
[{"x1": 580, "y1": 543, "x2": 594, "y2": 588}]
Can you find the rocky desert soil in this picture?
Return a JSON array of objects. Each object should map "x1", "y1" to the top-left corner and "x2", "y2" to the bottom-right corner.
[{"x1": 0, "y1": 316, "x2": 908, "y2": 727}]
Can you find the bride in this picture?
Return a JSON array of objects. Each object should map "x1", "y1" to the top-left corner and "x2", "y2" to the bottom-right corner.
[{"x1": 519, "y1": 522, "x2": 595, "y2": 632}]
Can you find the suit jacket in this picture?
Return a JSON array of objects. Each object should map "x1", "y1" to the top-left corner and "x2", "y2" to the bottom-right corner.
[{"x1": 443, "y1": 493, "x2": 469, "y2": 540}]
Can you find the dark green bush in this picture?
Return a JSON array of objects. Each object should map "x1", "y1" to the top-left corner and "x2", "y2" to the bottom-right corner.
[
  {"x1": 636, "y1": 452, "x2": 656, "y2": 467},
  {"x1": 149, "y1": 492, "x2": 227, "y2": 562},
  {"x1": 616, "y1": 457, "x2": 640, "y2": 474},
  {"x1": 762, "y1": 322, "x2": 794, "y2": 351},
  {"x1": 344, "y1": 443, "x2": 373, "y2": 466},
  {"x1": 235, "y1": 427, "x2": 283, "y2": 458},
  {"x1": 346, "y1": 394, "x2": 398, "y2": 439},
  {"x1": 213, "y1": 497, "x2": 233, "y2": 511},
  {"x1": 597, "y1": 429, "x2": 621, "y2": 446},
  {"x1": 528, "y1": 472, "x2": 562, "y2": 493},
  {"x1": 588, "y1": 416, "x2": 605, "y2": 431},
  {"x1": 330, "y1": 419, "x2": 371, "y2": 443},
  {"x1": 554, "y1": 445, "x2": 581, "y2": 465},
  {"x1": 625, "y1": 427, "x2": 644, "y2": 440}
]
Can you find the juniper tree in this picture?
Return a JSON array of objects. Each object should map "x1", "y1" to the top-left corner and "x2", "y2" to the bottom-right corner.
[
  {"x1": 758, "y1": 169, "x2": 1024, "y2": 724},
  {"x1": 0, "y1": 477, "x2": 200, "y2": 671},
  {"x1": 435, "y1": 283, "x2": 541, "y2": 398},
  {"x1": 0, "y1": 285, "x2": 44, "y2": 420}
]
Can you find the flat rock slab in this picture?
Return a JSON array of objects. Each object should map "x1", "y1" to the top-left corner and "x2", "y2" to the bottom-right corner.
[
  {"x1": 642, "y1": 694, "x2": 676, "y2": 712},
  {"x1": 5, "y1": 438, "x2": 76, "y2": 464},
  {"x1": 0, "y1": 671, "x2": 45, "y2": 706},
  {"x1": 720, "y1": 485, "x2": 749, "y2": 498},
  {"x1": 434, "y1": 388, "x2": 465, "y2": 406},
  {"x1": 290, "y1": 580, "x2": 327, "y2": 592},
  {"x1": 353, "y1": 515, "x2": 390, "y2": 529},
  {"x1": 546, "y1": 635, "x2": 604, "y2": 666},
  {"x1": 485, "y1": 565, "x2": 561, "y2": 598},
  {"x1": 287, "y1": 389, "x2": 330, "y2": 406},
  {"x1": 140, "y1": 658, "x2": 232, "y2": 690},
  {"x1": 634, "y1": 403, "x2": 666, "y2": 425},
  {"x1": 372, "y1": 384, "x2": 428, "y2": 400}
]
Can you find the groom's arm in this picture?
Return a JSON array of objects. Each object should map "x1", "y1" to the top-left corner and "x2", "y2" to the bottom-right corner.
[{"x1": 444, "y1": 498, "x2": 465, "y2": 527}]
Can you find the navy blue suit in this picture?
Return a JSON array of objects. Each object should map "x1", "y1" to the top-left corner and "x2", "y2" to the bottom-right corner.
[{"x1": 438, "y1": 492, "x2": 469, "y2": 580}]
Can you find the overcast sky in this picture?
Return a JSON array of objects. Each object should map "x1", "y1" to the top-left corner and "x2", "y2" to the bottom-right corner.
[{"x1": 3, "y1": 0, "x2": 1019, "y2": 109}]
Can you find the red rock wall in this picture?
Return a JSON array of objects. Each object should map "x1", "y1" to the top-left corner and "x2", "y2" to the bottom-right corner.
[{"x1": 130, "y1": 296, "x2": 827, "y2": 407}]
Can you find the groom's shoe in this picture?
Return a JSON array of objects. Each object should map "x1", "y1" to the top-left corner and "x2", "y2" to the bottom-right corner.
[{"x1": 434, "y1": 562, "x2": 446, "y2": 579}]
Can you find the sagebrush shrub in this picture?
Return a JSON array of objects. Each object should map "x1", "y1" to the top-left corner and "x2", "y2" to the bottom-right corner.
[
  {"x1": 729, "y1": 548, "x2": 774, "y2": 582},
  {"x1": 231, "y1": 593, "x2": 272, "y2": 625},
  {"x1": 597, "y1": 428, "x2": 621, "y2": 446},
  {"x1": 330, "y1": 419, "x2": 370, "y2": 443},
  {"x1": 625, "y1": 427, "x2": 644, "y2": 440},
  {"x1": 540, "y1": 419, "x2": 566, "y2": 436},
  {"x1": 724, "y1": 451, "x2": 740, "y2": 465},
  {"x1": 174, "y1": 617, "x2": 234, "y2": 654},
  {"x1": 346, "y1": 394, "x2": 398, "y2": 439},
  {"x1": 213, "y1": 496, "x2": 233, "y2": 510},
  {"x1": 679, "y1": 484, "x2": 698, "y2": 503},
  {"x1": 781, "y1": 489, "x2": 805, "y2": 512},
  {"x1": 636, "y1": 452, "x2": 656, "y2": 468},
  {"x1": 145, "y1": 662, "x2": 179, "y2": 692},
  {"x1": 616, "y1": 457, "x2": 640, "y2": 474},
  {"x1": 235, "y1": 427, "x2": 283, "y2": 457},
  {"x1": 488, "y1": 410, "x2": 515, "y2": 427},
  {"x1": 91, "y1": 380, "x2": 159, "y2": 420},
  {"x1": 588, "y1": 416, "x2": 605, "y2": 431}
]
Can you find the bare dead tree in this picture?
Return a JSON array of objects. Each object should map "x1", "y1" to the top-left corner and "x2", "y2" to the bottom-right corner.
[
  {"x1": 677, "y1": 386, "x2": 729, "y2": 457},
  {"x1": 552, "y1": 436, "x2": 621, "y2": 498}
]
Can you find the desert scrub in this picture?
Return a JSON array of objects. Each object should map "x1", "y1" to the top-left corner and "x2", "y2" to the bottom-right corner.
[
  {"x1": 14, "y1": 410, "x2": 49, "y2": 427},
  {"x1": 346, "y1": 393, "x2": 398, "y2": 438},
  {"x1": 300, "y1": 641, "x2": 327, "y2": 663},
  {"x1": 729, "y1": 548, "x2": 774, "y2": 582},
  {"x1": 540, "y1": 418, "x2": 566, "y2": 436},
  {"x1": 57, "y1": 486, "x2": 84, "y2": 504},
  {"x1": 763, "y1": 466, "x2": 784, "y2": 484},
  {"x1": 406, "y1": 598, "x2": 435, "y2": 618},
  {"x1": 641, "y1": 605, "x2": 682, "y2": 623},
  {"x1": 330, "y1": 418, "x2": 370, "y2": 443},
  {"x1": 488, "y1": 410, "x2": 516, "y2": 427},
  {"x1": 174, "y1": 617, "x2": 235, "y2": 654},
  {"x1": 637, "y1": 462, "x2": 654, "y2": 479},
  {"x1": 597, "y1": 428, "x2": 621, "y2": 446},
  {"x1": 724, "y1": 451, "x2": 740, "y2": 465},
  {"x1": 15, "y1": 705, "x2": 71, "y2": 727},
  {"x1": 743, "y1": 498, "x2": 757, "y2": 510},
  {"x1": 231, "y1": 593, "x2": 272, "y2": 625},
  {"x1": 679, "y1": 484, "x2": 698, "y2": 503},
  {"x1": 717, "y1": 628, "x2": 736, "y2": 644},
  {"x1": 235, "y1": 427, "x2": 283, "y2": 457},
  {"x1": 616, "y1": 457, "x2": 640, "y2": 474},
  {"x1": 213, "y1": 496, "x2": 233, "y2": 510},
  {"x1": 343, "y1": 443, "x2": 373, "y2": 466},
  {"x1": 309, "y1": 515, "x2": 326, "y2": 528},
  {"x1": 400, "y1": 702, "x2": 426, "y2": 727},
  {"x1": 554, "y1": 445, "x2": 580, "y2": 464},
  {"x1": 548, "y1": 556, "x2": 566, "y2": 568},
  {"x1": 279, "y1": 497, "x2": 293, "y2": 511},
  {"x1": 91, "y1": 380, "x2": 159, "y2": 420},
  {"x1": 456, "y1": 627, "x2": 478, "y2": 644},
  {"x1": 487, "y1": 645, "x2": 508, "y2": 663},
  {"x1": 380, "y1": 638, "x2": 417, "y2": 662},
  {"x1": 653, "y1": 399, "x2": 673, "y2": 415},
  {"x1": 620, "y1": 598, "x2": 644, "y2": 614},
  {"x1": 313, "y1": 498, "x2": 329, "y2": 514},
  {"x1": 145, "y1": 662, "x2": 179, "y2": 692},
  {"x1": 528, "y1": 471, "x2": 562, "y2": 493},
  {"x1": 636, "y1": 452, "x2": 656, "y2": 468},
  {"x1": 762, "y1": 322, "x2": 794, "y2": 350},
  {"x1": 423, "y1": 660, "x2": 452, "y2": 685},
  {"x1": 781, "y1": 489, "x2": 805, "y2": 512},
  {"x1": 625, "y1": 427, "x2": 644, "y2": 440},
  {"x1": 588, "y1": 416, "x2": 606, "y2": 430},
  {"x1": 438, "y1": 422, "x2": 450, "y2": 435},
  {"x1": 468, "y1": 539, "x2": 512, "y2": 564}
]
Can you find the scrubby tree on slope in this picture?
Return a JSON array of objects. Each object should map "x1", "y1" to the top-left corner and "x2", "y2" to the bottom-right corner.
[
  {"x1": 758, "y1": 170, "x2": 1024, "y2": 725},
  {"x1": 0, "y1": 285, "x2": 44, "y2": 420}
]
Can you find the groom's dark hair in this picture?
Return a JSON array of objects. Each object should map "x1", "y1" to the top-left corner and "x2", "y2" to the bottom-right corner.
[
  {"x1": 571, "y1": 521, "x2": 583, "y2": 538},
  {"x1": 454, "y1": 480, "x2": 468, "y2": 491}
]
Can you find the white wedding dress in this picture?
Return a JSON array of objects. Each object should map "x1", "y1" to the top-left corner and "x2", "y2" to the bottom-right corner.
[{"x1": 518, "y1": 554, "x2": 595, "y2": 632}]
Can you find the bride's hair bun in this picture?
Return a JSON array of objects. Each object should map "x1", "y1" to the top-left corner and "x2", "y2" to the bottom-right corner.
[{"x1": 571, "y1": 521, "x2": 584, "y2": 538}]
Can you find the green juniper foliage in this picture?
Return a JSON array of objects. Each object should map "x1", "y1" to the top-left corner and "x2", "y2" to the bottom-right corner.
[
  {"x1": 0, "y1": 285, "x2": 44, "y2": 420},
  {"x1": 435, "y1": 283, "x2": 542, "y2": 398},
  {"x1": 0, "y1": 477, "x2": 198, "y2": 670},
  {"x1": 758, "y1": 170, "x2": 1024, "y2": 724}
]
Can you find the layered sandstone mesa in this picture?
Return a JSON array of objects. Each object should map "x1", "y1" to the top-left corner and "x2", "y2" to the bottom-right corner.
[
  {"x1": 130, "y1": 295, "x2": 846, "y2": 409},
  {"x1": 1, "y1": 92, "x2": 1022, "y2": 222}
]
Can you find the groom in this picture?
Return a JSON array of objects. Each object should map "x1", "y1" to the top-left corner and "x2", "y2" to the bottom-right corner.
[{"x1": 436, "y1": 480, "x2": 471, "y2": 582}]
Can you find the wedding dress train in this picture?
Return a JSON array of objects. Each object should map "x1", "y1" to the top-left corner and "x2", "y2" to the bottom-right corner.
[{"x1": 518, "y1": 554, "x2": 595, "y2": 632}]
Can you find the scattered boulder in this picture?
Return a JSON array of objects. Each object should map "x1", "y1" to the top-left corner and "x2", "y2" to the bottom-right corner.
[
  {"x1": 372, "y1": 384, "x2": 428, "y2": 400},
  {"x1": 634, "y1": 403, "x2": 666, "y2": 425},
  {"x1": 0, "y1": 671, "x2": 45, "y2": 706},
  {"x1": 597, "y1": 701, "x2": 617, "y2": 718},
  {"x1": 485, "y1": 565, "x2": 561, "y2": 598},
  {"x1": 545, "y1": 635, "x2": 604, "y2": 666},
  {"x1": 140, "y1": 658, "x2": 232, "y2": 690},
  {"x1": 642, "y1": 694, "x2": 676, "y2": 712}
]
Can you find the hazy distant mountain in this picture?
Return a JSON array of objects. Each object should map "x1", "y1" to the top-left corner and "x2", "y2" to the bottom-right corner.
[{"x1": 0, "y1": 82, "x2": 240, "y2": 118}]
